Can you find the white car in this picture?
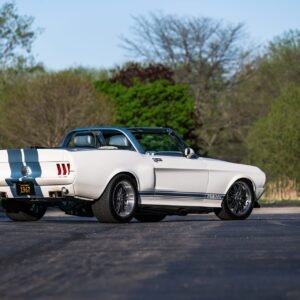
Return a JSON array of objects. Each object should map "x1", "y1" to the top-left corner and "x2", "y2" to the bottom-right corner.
[{"x1": 0, "y1": 127, "x2": 265, "y2": 223}]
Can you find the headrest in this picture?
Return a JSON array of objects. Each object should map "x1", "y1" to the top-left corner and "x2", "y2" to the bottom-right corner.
[
  {"x1": 108, "y1": 135, "x2": 129, "y2": 147},
  {"x1": 73, "y1": 134, "x2": 95, "y2": 147}
]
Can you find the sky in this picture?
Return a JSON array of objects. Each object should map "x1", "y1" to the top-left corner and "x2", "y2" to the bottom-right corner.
[{"x1": 7, "y1": 0, "x2": 300, "y2": 70}]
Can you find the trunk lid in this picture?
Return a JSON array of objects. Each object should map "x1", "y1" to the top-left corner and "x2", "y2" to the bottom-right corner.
[{"x1": 0, "y1": 148, "x2": 75, "y2": 185}]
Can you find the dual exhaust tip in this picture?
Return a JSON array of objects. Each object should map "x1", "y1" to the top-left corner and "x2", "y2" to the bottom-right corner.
[{"x1": 49, "y1": 187, "x2": 69, "y2": 198}]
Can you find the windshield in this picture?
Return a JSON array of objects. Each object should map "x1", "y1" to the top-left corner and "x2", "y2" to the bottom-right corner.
[{"x1": 130, "y1": 131, "x2": 185, "y2": 156}]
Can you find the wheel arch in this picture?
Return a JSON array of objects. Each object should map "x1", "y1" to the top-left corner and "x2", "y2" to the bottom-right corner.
[
  {"x1": 224, "y1": 176, "x2": 256, "y2": 199},
  {"x1": 97, "y1": 170, "x2": 140, "y2": 200},
  {"x1": 111, "y1": 171, "x2": 139, "y2": 188}
]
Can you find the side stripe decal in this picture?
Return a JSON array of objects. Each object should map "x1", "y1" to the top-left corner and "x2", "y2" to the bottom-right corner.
[{"x1": 140, "y1": 191, "x2": 225, "y2": 200}]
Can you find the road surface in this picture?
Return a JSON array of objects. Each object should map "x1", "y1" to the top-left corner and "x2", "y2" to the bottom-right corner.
[{"x1": 0, "y1": 207, "x2": 299, "y2": 300}]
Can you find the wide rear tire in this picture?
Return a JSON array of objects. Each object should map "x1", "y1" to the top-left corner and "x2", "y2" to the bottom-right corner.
[
  {"x1": 214, "y1": 180, "x2": 254, "y2": 220},
  {"x1": 92, "y1": 174, "x2": 138, "y2": 223},
  {"x1": 4, "y1": 202, "x2": 47, "y2": 221}
]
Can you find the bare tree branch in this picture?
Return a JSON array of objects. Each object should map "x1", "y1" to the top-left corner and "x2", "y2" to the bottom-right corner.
[
  {"x1": 0, "y1": 71, "x2": 115, "y2": 147},
  {"x1": 121, "y1": 13, "x2": 256, "y2": 154}
]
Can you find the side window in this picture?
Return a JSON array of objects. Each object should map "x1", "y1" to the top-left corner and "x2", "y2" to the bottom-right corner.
[
  {"x1": 101, "y1": 130, "x2": 135, "y2": 151},
  {"x1": 132, "y1": 131, "x2": 184, "y2": 156},
  {"x1": 136, "y1": 133, "x2": 180, "y2": 152}
]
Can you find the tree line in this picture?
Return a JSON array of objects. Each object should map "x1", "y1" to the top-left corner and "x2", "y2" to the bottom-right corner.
[{"x1": 0, "y1": 2, "x2": 299, "y2": 200}]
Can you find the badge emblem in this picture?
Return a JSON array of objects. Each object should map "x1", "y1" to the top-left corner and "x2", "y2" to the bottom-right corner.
[{"x1": 21, "y1": 166, "x2": 31, "y2": 177}]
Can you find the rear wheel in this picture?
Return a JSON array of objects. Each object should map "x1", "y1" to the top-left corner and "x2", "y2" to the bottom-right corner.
[
  {"x1": 92, "y1": 174, "x2": 137, "y2": 223},
  {"x1": 214, "y1": 180, "x2": 254, "y2": 220},
  {"x1": 5, "y1": 202, "x2": 47, "y2": 221},
  {"x1": 135, "y1": 213, "x2": 166, "y2": 222}
]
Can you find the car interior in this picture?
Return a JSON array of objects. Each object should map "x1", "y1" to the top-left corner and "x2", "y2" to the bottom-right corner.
[{"x1": 67, "y1": 131, "x2": 134, "y2": 151}]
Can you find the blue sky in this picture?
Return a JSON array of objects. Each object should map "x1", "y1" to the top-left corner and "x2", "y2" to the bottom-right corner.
[{"x1": 8, "y1": 0, "x2": 300, "y2": 70}]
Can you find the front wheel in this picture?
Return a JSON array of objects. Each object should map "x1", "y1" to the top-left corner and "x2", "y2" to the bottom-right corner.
[
  {"x1": 4, "y1": 202, "x2": 47, "y2": 221},
  {"x1": 92, "y1": 174, "x2": 137, "y2": 223},
  {"x1": 214, "y1": 181, "x2": 254, "y2": 220}
]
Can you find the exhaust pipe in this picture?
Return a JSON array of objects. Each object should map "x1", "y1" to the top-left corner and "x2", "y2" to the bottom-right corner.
[{"x1": 61, "y1": 187, "x2": 69, "y2": 195}]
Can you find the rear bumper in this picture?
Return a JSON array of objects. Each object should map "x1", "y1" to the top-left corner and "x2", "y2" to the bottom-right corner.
[{"x1": 0, "y1": 183, "x2": 75, "y2": 199}]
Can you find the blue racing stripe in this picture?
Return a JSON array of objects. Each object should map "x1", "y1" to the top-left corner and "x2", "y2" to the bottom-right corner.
[
  {"x1": 23, "y1": 148, "x2": 43, "y2": 197},
  {"x1": 5, "y1": 148, "x2": 44, "y2": 198},
  {"x1": 5, "y1": 149, "x2": 23, "y2": 197}
]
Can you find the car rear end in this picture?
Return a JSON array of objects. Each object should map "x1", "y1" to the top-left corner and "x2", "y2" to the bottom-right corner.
[{"x1": 0, "y1": 148, "x2": 75, "y2": 201}]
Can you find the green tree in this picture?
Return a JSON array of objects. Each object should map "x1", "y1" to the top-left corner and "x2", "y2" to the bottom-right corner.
[
  {"x1": 210, "y1": 29, "x2": 300, "y2": 162},
  {"x1": 96, "y1": 80, "x2": 194, "y2": 141},
  {"x1": 237, "y1": 30, "x2": 300, "y2": 117},
  {"x1": 0, "y1": 2, "x2": 38, "y2": 67},
  {"x1": 121, "y1": 13, "x2": 255, "y2": 155},
  {"x1": 0, "y1": 1, "x2": 42, "y2": 94},
  {"x1": 246, "y1": 85, "x2": 300, "y2": 198}
]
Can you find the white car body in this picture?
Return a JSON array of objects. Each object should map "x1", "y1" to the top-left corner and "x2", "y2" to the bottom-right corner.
[{"x1": 0, "y1": 127, "x2": 265, "y2": 211}]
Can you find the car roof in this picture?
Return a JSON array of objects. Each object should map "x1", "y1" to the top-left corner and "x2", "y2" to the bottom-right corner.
[
  {"x1": 65, "y1": 127, "x2": 174, "y2": 152},
  {"x1": 72, "y1": 126, "x2": 172, "y2": 133}
]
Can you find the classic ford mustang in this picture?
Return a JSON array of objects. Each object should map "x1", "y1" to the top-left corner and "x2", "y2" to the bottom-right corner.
[{"x1": 0, "y1": 127, "x2": 265, "y2": 223}]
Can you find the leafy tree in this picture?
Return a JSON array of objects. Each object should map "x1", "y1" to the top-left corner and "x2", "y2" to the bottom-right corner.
[
  {"x1": 0, "y1": 2, "x2": 38, "y2": 67},
  {"x1": 0, "y1": 1, "x2": 42, "y2": 96},
  {"x1": 96, "y1": 80, "x2": 194, "y2": 141},
  {"x1": 219, "y1": 29, "x2": 300, "y2": 162},
  {"x1": 0, "y1": 71, "x2": 115, "y2": 147},
  {"x1": 240, "y1": 29, "x2": 300, "y2": 115},
  {"x1": 121, "y1": 13, "x2": 255, "y2": 154},
  {"x1": 110, "y1": 62, "x2": 174, "y2": 86},
  {"x1": 246, "y1": 85, "x2": 300, "y2": 198}
]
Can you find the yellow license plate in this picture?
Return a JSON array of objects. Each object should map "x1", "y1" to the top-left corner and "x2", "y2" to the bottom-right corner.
[{"x1": 17, "y1": 182, "x2": 35, "y2": 195}]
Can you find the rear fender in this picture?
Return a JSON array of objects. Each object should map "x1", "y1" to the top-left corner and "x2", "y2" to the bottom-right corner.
[{"x1": 99, "y1": 169, "x2": 140, "y2": 197}]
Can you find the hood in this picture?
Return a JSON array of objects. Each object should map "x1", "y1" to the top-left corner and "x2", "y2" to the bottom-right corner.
[{"x1": 199, "y1": 157, "x2": 262, "y2": 174}]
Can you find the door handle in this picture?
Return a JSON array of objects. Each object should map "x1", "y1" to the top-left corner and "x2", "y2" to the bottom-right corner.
[{"x1": 152, "y1": 157, "x2": 163, "y2": 162}]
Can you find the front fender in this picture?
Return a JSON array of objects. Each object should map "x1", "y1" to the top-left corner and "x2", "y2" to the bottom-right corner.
[{"x1": 224, "y1": 175, "x2": 256, "y2": 196}]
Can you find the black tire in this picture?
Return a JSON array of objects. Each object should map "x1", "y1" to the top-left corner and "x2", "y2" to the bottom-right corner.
[
  {"x1": 92, "y1": 174, "x2": 138, "y2": 223},
  {"x1": 214, "y1": 180, "x2": 254, "y2": 220},
  {"x1": 5, "y1": 202, "x2": 47, "y2": 221},
  {"x1": 135, "y1": 213, "x2": 166, "y2": 222}
]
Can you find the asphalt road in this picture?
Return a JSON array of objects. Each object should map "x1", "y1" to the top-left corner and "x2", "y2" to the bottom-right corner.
[{"x1": 0, "y1": 208, "x2": 300, "y2": 300}]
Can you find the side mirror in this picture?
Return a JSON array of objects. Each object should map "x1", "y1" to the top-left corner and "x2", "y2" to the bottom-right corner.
[{"x1": 184, "y1": 147, "x2": 195, "y2": 159}]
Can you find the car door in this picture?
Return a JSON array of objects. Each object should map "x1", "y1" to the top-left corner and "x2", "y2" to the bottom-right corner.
[{"x1": 152, "y1": 155, "x2": 209, "y2": 194}]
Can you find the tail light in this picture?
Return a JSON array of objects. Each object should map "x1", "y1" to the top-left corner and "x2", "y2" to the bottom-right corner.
[
  {"x1": 56, "y1": 163, "x2": 71, "y2": 176},
  {"x1": 56, "y1": 164, "x2": 62, "y2": 175}
]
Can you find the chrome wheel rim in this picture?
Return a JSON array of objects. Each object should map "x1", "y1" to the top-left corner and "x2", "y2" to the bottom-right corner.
[
  {"x1": 226, "y1": 182, "x2": 252, "y2": 216},
  {"x1": 112, "y1": 180, "x2": 135, "y2": 217}
]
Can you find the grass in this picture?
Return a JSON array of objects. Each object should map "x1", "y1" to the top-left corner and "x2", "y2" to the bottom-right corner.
[{"x1": 259, "y1": 198, "x2": 300, "y2": 206}]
